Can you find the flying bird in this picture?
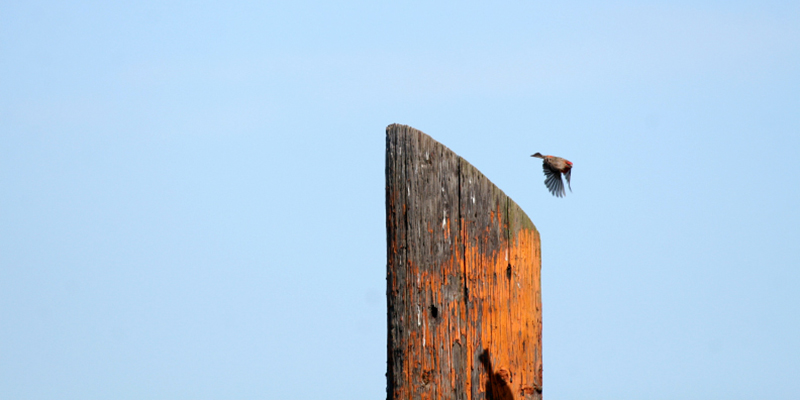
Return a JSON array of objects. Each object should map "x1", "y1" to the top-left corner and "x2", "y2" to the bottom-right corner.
[{"x1": 531, "y1": 153, "x2": 573, "y2": 197}]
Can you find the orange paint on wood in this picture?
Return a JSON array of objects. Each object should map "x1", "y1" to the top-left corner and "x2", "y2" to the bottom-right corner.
[{"x1": 386, "y1": 124, "x2": 542, "y2": 400}]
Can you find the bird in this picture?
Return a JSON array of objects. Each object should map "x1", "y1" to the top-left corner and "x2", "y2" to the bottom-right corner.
[{"x1": 531, "y1": 153, "x2": 573, "y2": 197}]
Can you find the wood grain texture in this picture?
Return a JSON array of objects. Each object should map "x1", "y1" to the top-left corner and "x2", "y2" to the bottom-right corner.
[{"x1": 386, "y1": 124, "x2": 542, "y2": 400}]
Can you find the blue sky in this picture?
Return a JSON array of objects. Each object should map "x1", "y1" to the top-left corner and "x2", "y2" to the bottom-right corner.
[{"x1": 2, "y1": 1, "x2": 799, "y2": 399}]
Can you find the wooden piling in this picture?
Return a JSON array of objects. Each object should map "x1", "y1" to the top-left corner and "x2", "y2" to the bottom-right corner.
[{"x1": 385, "y1": 124, "x2": 542, "y2": 400}]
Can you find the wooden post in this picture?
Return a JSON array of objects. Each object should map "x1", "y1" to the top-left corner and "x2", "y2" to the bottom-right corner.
[{"x1": 386, "y1": 124, "x2": 543, "y2": 400}]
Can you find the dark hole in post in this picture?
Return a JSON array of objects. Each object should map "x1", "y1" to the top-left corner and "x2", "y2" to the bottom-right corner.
[
  {"x1": 430, "y1": 304, "x2": 439, "y2": 319},
  {"x1": 506, "y1": 263, "x2": 512, "y2": 280}
]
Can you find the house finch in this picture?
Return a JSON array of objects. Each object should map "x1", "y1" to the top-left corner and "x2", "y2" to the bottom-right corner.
[{"x1": 531, "y1": 152, "x2": 573, "y2": 197}]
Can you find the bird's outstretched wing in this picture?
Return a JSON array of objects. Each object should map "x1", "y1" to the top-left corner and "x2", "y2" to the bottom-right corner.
[
  {"x1": 564, "y1": 168, "x2": 572, "y2": 192},
  {"x1": 542, "y1": 162, "x2": 565, "y2": 197}
]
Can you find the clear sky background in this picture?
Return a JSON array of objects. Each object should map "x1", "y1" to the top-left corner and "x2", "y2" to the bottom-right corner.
[{"x1": 2, "y1": 1, "x2": 799, "y2": 399}]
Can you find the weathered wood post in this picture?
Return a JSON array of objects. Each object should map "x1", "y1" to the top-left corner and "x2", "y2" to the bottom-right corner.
[{"x1": 386, "y1": 124, "x2": 543, "y2": 400}]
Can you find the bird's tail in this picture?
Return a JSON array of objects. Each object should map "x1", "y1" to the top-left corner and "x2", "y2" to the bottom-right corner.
[{"x1": 531, "y1": 152, "x2": 544, "y2": 159}]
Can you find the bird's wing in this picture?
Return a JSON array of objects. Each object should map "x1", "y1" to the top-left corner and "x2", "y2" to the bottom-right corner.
[
  {"x1": 542, "y1": 162, "x2": 565, "y2": 197},
  {"x1": 564, "y1": 168, "x2": 572, "y2": 192}
]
